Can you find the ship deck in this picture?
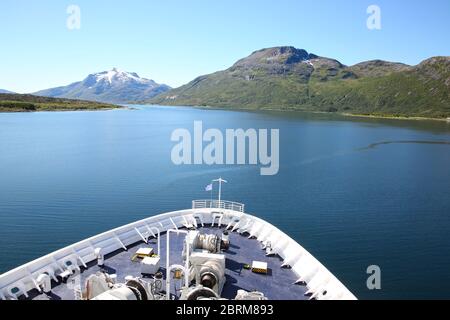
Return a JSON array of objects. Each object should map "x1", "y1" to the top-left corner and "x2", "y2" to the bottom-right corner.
[{"x1": 25, "y1": 226, "x2": 308, "y2": 300}]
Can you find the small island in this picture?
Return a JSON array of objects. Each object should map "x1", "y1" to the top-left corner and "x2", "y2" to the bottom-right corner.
[{"x1": 0, "y1": 93, "x2": 121, "y2": 112}]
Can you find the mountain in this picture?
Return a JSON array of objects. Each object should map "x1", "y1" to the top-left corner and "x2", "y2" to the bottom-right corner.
[
  {"x1": 0, "y1": 93, "x2": 120, "y2": 112},
  {"x1": 150, "y1": 47, "x2": 450, "y2": 119},
  {"x1": 0, "y1": 89, "x2": 14, "y2": 94},
  {"x1": 34, "y1": 68, "x2": 171, "y2": 104}
]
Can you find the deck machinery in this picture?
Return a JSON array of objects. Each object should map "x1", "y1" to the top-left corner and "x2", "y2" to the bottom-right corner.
[
  {"x1": 0, "y1": 197, "x2": 357, "y2": 300},
  {"x1": 82, "y1": 229, "x2": 262, "y2": 300}
]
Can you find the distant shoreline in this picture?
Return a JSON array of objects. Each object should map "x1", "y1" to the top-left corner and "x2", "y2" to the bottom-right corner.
[
  {"x1": 340, "y1": 112, "x2": 450, "y2": 122},
  {"x1": 0, "y1": 107, "x2": 125, "y2": 113},
  {"x1": 2, "y1": 100, "x2": 449, "y2": 123},
  {"x1": 0, "y1": 107, "x2": 126, "y2": 113},
  {"x1": 0, "y1": 93, "x2": 125, "y2": 113},
  {"x1": 145, "y1": 103, "x2": 450, "y2": 123}
]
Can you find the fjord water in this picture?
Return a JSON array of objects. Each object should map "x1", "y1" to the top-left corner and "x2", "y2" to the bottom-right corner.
[{"x1": 1, "y1": 106, "x2": 450, "y2": 299}]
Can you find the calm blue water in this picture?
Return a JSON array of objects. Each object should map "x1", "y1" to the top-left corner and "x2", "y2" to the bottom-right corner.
[{"x1": 1, "y1": 105, "x2": 450, "y2": 299}]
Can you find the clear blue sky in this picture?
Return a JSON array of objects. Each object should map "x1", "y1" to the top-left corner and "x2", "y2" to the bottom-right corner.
[{"x1": 0, "y1": 0, "x2": 449, "y2": 93}]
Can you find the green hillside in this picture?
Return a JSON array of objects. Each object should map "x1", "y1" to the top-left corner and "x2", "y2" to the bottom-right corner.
[
  {"x1": 0, "y1": 93, "x2": 121, "y2": 112},
  {"x1": 150, "y1": 47, "x2": 450, "y2": 119}
]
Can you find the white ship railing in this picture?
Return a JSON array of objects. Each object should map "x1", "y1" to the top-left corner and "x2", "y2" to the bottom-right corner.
[
  {"x1": 192, "y1": 199, "x2": 244, "y2": 212},
  {"x1": 0, "y1": 203, "x2": 356, "y2": 300}
]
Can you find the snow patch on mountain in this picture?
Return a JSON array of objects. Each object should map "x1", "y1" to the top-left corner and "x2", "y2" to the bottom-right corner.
[{"x1": 33, "y1": 69, "x2": 171, "y2": 104}]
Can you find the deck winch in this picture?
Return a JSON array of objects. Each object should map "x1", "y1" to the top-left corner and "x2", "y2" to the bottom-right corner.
[
  {"x1": 85, "y1": 273, "x2": 164, "y2": 300},
  {"x1": 189, "y1": 252, "x2": 226, "y2": 295},
  {"x1": 184, "y1": 231, "x2": 222, "y2": 254},
  {"x1": 182, "y1": 230, "x2": 227, "y2": 296}
]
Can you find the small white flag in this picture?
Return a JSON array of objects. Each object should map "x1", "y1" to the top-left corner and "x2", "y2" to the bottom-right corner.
[{"x1": 205, "y1": 184, "x2": 213, "y2": 192}]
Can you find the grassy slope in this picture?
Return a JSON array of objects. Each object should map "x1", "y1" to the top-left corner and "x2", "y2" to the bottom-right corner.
[
  {"x1": 0, "y1": 94, "x2": 121, "y2": 112},
  {"x1": 150, "y1": 53, "x2": 450, "y2": 119},
  {"x1": 307, "y1": 71, "x2": 449, "y2": 118}
]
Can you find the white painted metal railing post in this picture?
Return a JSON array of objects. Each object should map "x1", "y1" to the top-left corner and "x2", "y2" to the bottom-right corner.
[
  {"x1": 192, "y1": 200, "x2": 244, "y2": 213},
  {"x1": 147, "y1": 226, "x2": 161, "y2": 256}
]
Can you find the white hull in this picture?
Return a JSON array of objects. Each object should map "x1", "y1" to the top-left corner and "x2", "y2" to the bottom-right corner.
[{"x1": 0, "y1": 201, "x2": 357, "y2": 300}]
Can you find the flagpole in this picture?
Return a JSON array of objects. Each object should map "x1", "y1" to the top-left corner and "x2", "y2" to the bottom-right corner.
[
  {"x1": 218, "y1": 178, "x2": 222, "y2": 203},
  {"x1": 213, "y1": 177, "x2": 227, "y2": 209}
]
